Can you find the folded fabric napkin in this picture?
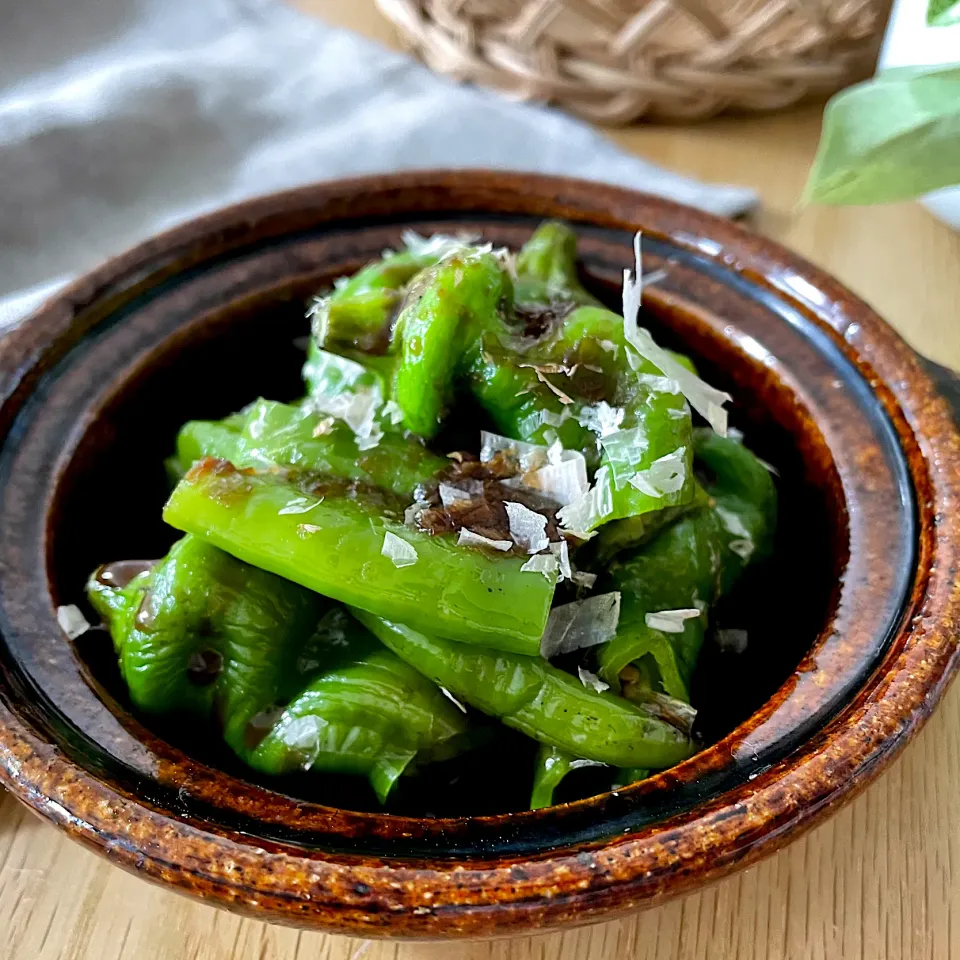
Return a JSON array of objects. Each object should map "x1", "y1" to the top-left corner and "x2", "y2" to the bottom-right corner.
[{"x1": 0, "y1": 0, "x2": 757, "y2": 331}]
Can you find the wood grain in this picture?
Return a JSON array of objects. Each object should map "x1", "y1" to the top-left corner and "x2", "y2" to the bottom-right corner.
[{"x1": 3, "y1": 1, "x2": 960, "y2": 956}]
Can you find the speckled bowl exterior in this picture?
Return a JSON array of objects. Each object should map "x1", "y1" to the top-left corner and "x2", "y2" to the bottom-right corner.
[{"x1": 1, "y1": 172, "x2": 959, "y2": 939}]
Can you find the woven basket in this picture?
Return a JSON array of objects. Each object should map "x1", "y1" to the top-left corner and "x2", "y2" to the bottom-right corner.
[{"x1": 375, "y1": 0, "x2": 892, "y2": 123}]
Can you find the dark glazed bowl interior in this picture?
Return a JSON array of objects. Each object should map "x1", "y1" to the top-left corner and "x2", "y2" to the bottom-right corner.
[{"x1": 1, "y1": 172, "x2": 958, "y2": 937}]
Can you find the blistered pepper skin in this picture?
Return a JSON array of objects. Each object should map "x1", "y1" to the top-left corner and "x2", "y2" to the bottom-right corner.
[
  {"x1": 462, "y1": 226, "x2": 696, "y2": 529},
  {"x1": 356, "y1": 612, "x2": 696, "y2": 770},
  {"x1": 172, "y1": 399, "x2": 446, "y2": 498},
  {"x1": 87, "y1": 535, "x2": 324, "y2": 747},
  {"x1": 311, "y1": 249, "x2": 435, "y2": 354},
  {"x1": 513, "y1": 221, "x2": 599, "y2": 306},
  {"x1": 246, "y1": 610, "x2": 472, "y2": 802},
  {"x1": 162, "y1": 459, "x2": 556, "y2": 654},
  {"x1": 390, "y1": 252, "x2": 511, "y2": 438},
  {"x1": 529, "y1": 432, "x2": 772, "y2": 807},
  {"x1": 597, "y1": 429, "x2": 777, "y2": 697},
  {"x1": 88, "y1": 539, "x2": 470, "y2": 802}
]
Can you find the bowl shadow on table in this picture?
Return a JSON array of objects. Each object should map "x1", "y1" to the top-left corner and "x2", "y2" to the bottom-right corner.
[{"x1": 59, "y1": 264, "x2": 835, "y2": 818}]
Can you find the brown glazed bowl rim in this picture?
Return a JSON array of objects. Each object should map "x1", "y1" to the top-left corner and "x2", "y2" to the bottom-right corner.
[{"x1": 1, "y1": 171, "x2": 959, "y2": 938}]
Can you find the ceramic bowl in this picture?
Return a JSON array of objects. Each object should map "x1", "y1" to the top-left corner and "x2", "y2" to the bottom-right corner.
[{"x1": 1, "y1": 172, "x2": 959, "y2": 939}]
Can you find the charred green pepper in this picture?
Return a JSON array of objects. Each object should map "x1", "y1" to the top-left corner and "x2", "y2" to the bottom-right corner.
[
  {"x1": 247, "y1": 607, "x2": 473, "y2": 801},
  {"x1": 459, "y1": 223, "x2": 696, "y2": 532},
  {"x1": 356, "y1": 611, "x2": 696, "y2": 769},
  {"x1": 88, "y1": 537, "x2": 471, "y2": 802},
  {"x1": 163, "y1": 458, "x2": 556, "y2": 654},
  {"x1": 389, "y1": 250, "x2": 511, "y2": 438},
  {"x1": 513, "y1": 220, "x2": 599, "y2": 306},
  {"x1": 171, "y1": 398, "x2": 445, "y2": 498},
  {"x1": 597, "y1": 428, "x2": 777, "y2": 698}
]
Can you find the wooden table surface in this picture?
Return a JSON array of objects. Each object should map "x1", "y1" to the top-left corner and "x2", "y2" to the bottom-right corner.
[{"x1": 3, "y1": 3, "x2": 960, "y2": 958}]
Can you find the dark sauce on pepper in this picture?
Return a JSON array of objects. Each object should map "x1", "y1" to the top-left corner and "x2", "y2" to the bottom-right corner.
[
  {"x1": 414, "y1": 451, "x2": 562, "y2": 547},
  {"x1": 186, "y1": 649, "x2": 223, "y2": 686},
  {"x1": 95, "y1": 559, "x2": 156, "y2": 589}
]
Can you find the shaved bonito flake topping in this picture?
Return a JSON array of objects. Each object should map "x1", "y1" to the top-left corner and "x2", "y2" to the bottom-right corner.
[
  {"x1": 306, "y1": 293, "x2": 330, "y2": 319},
  {"x1": 481, "y1": 431, "x2": 589, "y2": 508},
  {"x1": 457, "y1": 528, "x2": 513, "y2": 552},
  {"x1": 715, "y1": 507, "x2": 756, "y2": 560},
  {"x1": 577, "y1": 401, "x2": 625, "y2": 439},
  {"x1": 438, "y1": 480, "x2": 483, "y2": 507},
  {"x1": 715, "y1": 505, "x2": 751, "y2": 539},
  {"x1": 278, "y1": 497, "x2": 318, "y2": 515},
  {"x1": 571, "y1": 569, "x2": 598, "y2": 589},
  {"x1": 277, "y1": 713, "x2": 322, "y2": 770},
  {"x1": 540, "y1": 592, "x2": 621, "y2": 659},
  {"x1": 520, "y1": 455, "x2": 589, "y2": 507},
  {"x1": 526, "y1": 367, "x2": 574, "y2": 405},
  {"x1": 556, "y1": 464, "x2": 613, "y2": 538},
  {"x1": 404, "y1": 500, "x2": 429, "y2": 526},
  {"x1": 355, "y1": 420, "x2": 384, "y2": 452},
  {"x1": 401, "y1": 229, "x2": 480, "y2": 261},
  {"x1": 504, "y1": 501, "x2": 551, "y2": 554},
  {"x1": 537, "y1": 407, "x2": 573, "y2": 429},
  {"x1": 622, "y1": 233, "x2": 731, "y2": 435},
  {"x1": 439, "y1": 686, "x2": 468, "y2": 713},
  {"x1": 570, "y1": 758, "x2": 609, "y2": 771},
  {"x1": 381, "y1": 531, "x2": 418, "y2": 568},
  {"x1": 57, "y1": 604, "x2": 90, "y2": 640},
  {"x1": 578, "y1": 666, "x2": 610, "y2": 694},
  {"x1": 636, "y1": 373, "x2": 682, "y2": 396},
  {"x1": 601, "y1": 427, "x2": 650, "y2": 486},
  {"x1": 520, "y1": 553, "x2": 560, "y2": 578},
  {"x1": 381, "y1": 399, "x2": 405, "y2": 425},
  {"x1": 303, "y1": 353, "x2": 385, "y2": 450},
  {"x1": 628, "y1": 447, "x2": 687, "y2": 498},
  {"x1": 645, "y1": 608, "x2": 701, "y2": 634},
  {"x1": 549, "y1": 540, "x2": 572, "y2": 581},
  {"x1": 480, "y1": 431, "x2": 548, "y2": 471},
  {"x1": 729, "y1": 539, "x2": 755, "y2": 560}
]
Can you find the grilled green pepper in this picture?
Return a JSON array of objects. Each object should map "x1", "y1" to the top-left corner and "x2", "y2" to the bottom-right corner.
[
  {"x1": 163, "y1": 458, "x2": 556, "y2": 653},
  {"x1": 389, "y1": 250, "x2": 511, "y2": 438},
  {"x1": 529, "y1": 745, "x2": 649, "y2": 808},
  {"x1": 457, "y1": 223, "x2": 695, "y2": 528},
  {"x1": 247, "y1": 607, "x2": 473, "y2": 802},
  {"x1": 171, "y1": 399, "x2": 445, "y2": 498},
  {"x1": 597, "y1": 428, "x2": 777, "y2": 698},
  {"x1": 87, "y1": 534, "x2": 322, "y2": 733},
  {"x1": 529, "y1": 430, "x2": 773, "y2": 806},
  {"x1": 529, "y1": 744, "x2": 597, "y2": 808},
  {"x1": 310, "y1": 244, "x2": 446, "y2": 354},
  {"x1": 355, "y1": 611, "x2": 696, "y2": 769},
  {"x1": 513, "y1": 221, "x2": 599, "y2": 306},
  {"x1": 87, "y1": 537, "x2": 471, "y2": 802}
]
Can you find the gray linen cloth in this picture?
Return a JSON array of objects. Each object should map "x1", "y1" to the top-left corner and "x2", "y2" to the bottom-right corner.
[{"x1": 0, "y1": 0, "x2": 757, "y2": 330}]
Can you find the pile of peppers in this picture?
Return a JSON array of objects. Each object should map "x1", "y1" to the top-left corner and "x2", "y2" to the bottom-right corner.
[{"x1": 85, "y1": 222, "x2": 777, "y2": 809}]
